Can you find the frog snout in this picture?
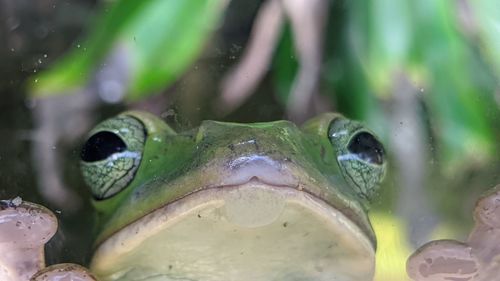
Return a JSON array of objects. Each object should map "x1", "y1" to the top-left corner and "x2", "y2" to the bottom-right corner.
[{"x1": 222, "y1": 154, "x2": 299, "y2": 188}]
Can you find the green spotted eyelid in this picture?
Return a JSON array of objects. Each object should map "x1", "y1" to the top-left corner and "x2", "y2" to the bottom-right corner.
[
  {"x1": 328, "y1": 116, "x2": 386, "y2": 202},
  {"x1": 80, "y1": 115, "x2": 146, "y2": 200}
]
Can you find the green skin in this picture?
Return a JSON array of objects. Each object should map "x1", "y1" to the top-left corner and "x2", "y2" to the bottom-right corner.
[{"x1": 78, "y1": 111, "x2": 386, "y2": 280}]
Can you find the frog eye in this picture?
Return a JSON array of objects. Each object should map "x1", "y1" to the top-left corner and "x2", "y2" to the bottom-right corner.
[
  {"x1": 80, "y1": 115, "x2": 146, "y2": 200},
  {"x1": 328, "y1": 117, "x2": 386, "y2": 201},
  {"x1": 347, "y1": 131, "x2": 385, "y2": 165}
]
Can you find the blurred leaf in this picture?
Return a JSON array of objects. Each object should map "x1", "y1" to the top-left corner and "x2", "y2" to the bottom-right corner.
[
  {"x1": 341, "y1": 0, "x2": 498, "y2": 171},
  {"x1": 412, "y1": 0, "x2": 497, "y2": 171},
  {"x1": 123, "y1": 0, "x2": 227, "y2": 99},
  {"x1": 470, "y1": 0, "x2": 500, "y2": 79},
  {"x1": 347, "y1": 0, "x2": 413, "y2": 97},
  {"x1": 322, "y1": 2, "x2": 387, "y2": 136},
  {"x1": 30, "y1": 0, "x2": 227, "y2": 100},
  {"x1": 271, "y1": 24, "x2": 298, "y2": 105},
  {"x1": 30, "y1": 0, "x2": 148, "y2": 97},
  {"x1": 371, "y1": 212, "x2": 412, "y2": 281}
]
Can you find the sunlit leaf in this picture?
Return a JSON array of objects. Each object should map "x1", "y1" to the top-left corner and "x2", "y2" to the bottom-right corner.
[{"x1": 30, "y1": 0, "x2": 227, "y2": 100}]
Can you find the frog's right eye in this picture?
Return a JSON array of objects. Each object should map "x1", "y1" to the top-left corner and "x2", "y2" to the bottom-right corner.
[
  {"x1": 80, "y1": 115, "x2": 146, "y2": 200},
  {"x1": 328, "y1": 117, "x2": 386, "y2": 202}
]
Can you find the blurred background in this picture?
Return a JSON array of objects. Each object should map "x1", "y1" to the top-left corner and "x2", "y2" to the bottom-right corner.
[{"x1": 0, "y1": 0, "x2": 499, "y2": 280}]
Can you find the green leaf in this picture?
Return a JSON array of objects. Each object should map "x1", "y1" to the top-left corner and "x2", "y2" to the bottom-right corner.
[
  {"x1": 123, "y1": 0, "x2": 227, "y2": 99},
  {"x1": 347, "y1": 0, "x2": 413, "y2": 96},
  {"x1": 271, "y1": 24, "x2": 298, "y2": 105},
  {"x1": 342, "y1": 0, "x2": 498, "y2": 170},
  {"x1": 30, "y1": 0, "x2": 227, "y2": 100},
  {"x1": 412, "y1": 0, "x2": 497, "y2": 171},
  {"x1": 470, "y1": 0, "x2": 500, "y2": 80}
]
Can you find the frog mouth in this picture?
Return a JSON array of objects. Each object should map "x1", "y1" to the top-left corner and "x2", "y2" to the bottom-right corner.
[
  {"x1": 90, "y1": 179, "x2": 375, "y2": 281},
  {"x1": 214, "y1": 154, "x2": 376, "y2": 245}
]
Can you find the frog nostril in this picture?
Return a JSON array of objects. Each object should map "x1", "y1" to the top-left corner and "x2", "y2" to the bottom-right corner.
[{"x1": 81, "y1": 131, "x2": 127, "y2": 162}]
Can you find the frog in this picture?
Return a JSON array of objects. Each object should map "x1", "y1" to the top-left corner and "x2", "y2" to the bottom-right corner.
[
  {"x1": 0, "y1": 111, "x2": 387, "y2": 281},
  {"x1": 407, "y1": 184, "x2": 500, "y2": 281}
]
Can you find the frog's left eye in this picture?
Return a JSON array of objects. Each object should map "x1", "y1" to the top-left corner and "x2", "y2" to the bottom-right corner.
[
  {"x1": 328, "y1": 117, "x2": 386, "y2": 201},
  {"x1": 80, "y1": 115, "x2": 146, "y2": 200}
]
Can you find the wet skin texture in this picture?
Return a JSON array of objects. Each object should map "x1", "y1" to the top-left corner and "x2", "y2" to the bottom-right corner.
[{"x1": 0, "y1": 111, "x2": 387, "y2": 281}]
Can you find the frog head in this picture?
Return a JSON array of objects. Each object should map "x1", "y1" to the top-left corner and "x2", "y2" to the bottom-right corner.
[{"x1": 79, "y1": 111, "x2": 386, "y2": 281}]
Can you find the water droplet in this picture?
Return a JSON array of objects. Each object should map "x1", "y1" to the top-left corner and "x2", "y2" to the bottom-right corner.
[
  {"x1": 160, "y1": 109, "x2": 176, "y2": 119},
  {"x1": 34, "y1": 79, "x2": 38, "y2": 83},
  {"x1": 77, "y1": 44, "x2": 81, "y2": 48},
  {"x1": 43, "y1": 54, "x2": 48, "y2": 58},
  {"x1": 230, "y1": 44, "x2": 242, "y2": 53},
  {"x1": 12, "y1": 197, "x2": 22, "y2": 206}
]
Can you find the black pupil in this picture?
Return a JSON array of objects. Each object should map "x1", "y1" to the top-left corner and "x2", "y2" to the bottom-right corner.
[
  {"x1": 348, "y1": 132, "x2": 384, "y2": 165},
  {"x1": 81, "y1": 131, "x2": 127, "y2": 162}
]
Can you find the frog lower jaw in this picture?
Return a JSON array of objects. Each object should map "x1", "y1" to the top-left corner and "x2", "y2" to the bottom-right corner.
[{"x1": 91, "y1": 181, "x2": 375, "y2": 281}]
